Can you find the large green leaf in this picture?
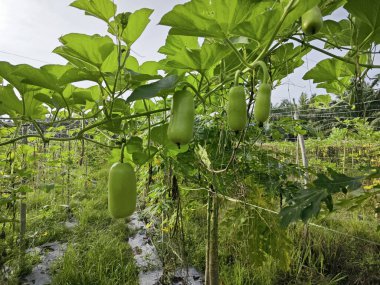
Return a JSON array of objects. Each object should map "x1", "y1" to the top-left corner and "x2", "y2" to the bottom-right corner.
[
  {"x1": 150, "y1": 123, "x2": 170, "y2": 146},
  {"x1": 352, "y1": 17, "x2": 380, "y2": 48},
  {"x1": 0, "y1": 63, "x2": 52, "y2": 117},
  {"x1": 317, "y1": 77, "x2": 352, "y2": 95},
  {"x1": 111, "y1": 98, "x2": 129, "y2": 114},
  {"x1": 303, "y1": 58, "x2": 355, "y2": 83},
  {"x1": 270, "y1": 43, "x2": 310, "y2": 81},
  {"x1": 33, "y1": 87, "x2": 70, "y2": 110},
  {"x1": 63, "y1": 84, "x2": 101, "y2": 109},
  {"x1": 280, "y1": 187, "x2": 329, "y2": 227},
  {"x1": 54, "y1": 33, "x2": 115, "y2": 70},
  {"x1": 0, "y1": 61, "x2": 29, "y2": 93},
  {"x1": 132, "y1": 146, "x2": 158, "y2": 165},
  {"x1": 320, "y1": 20, "x2": 351, "y2": 48},
  {"x1": 345, "y1": 0, "x2": 380, "y2": 30},
  {"x1": 139, "y1": 61, "x2": 160, "y2": 76},
  {"x1": 314, "y1": 168, "x2": 362, "y2": 194},
  {"x1": 107, "y1": 8, "x2": 152, "y2": 46},
  {"x1": 122, "y1": 8, "x2": 153, "y2": 45},
  {"x1": 159, "y1": 0, "x2": 254, "y2": 38},
  {"x1": 12, "y1": 64, "x2": 61, "y2": 93},
  {"x1": 33, "y1": 92, "x2": 54, "y2": 108},
  {"x1": 127, "y1": 70, "x2": 162, "y2": 84},
  {"x1": 159, "y1": 35, "x2": 199, "y2": 56},
  {"x1": 23, "y1": 91, "x2": 49, "y2": 119},
  {"x1": 0, "y1": 85, "x2": 23, "y2": 116},
  {"x1": 320, "y1": 0, "x2": 346, "y2": 16},
  {"x1": 126, "y1": 136, "x2": 143, "y2": 154},
  {"x1": 280, "y1": 169, "x2": 363, "y2": 226},
  {"x1": 52, "y1": 93, "x2": 68, "y2": 110},
  {"x1": 102, "y1": 55, "x2": 155, "y2": 92},
  {"x1": 335, "y1": 188, "x2": 380, "y2": 211},
  {"x1": 71, "y1": 88, "x2": 98, "y2": 105},
  {"x1": 70, "y1": 0, "x2": 116, "y2": 22},
  {"x1": 233, "y1": 3, "x2": 281, "y2": 47},
  {"x1": 101, "y1": 45, "x2": 129, "y2": 73},
  {"x1": 310, "y1": 94, "x2": 332, "y2": 108},
  {"x1": 101, "y1": 114, "x2": 122, "y2": 133},
  {"x1": 42, "y1": 64, "x2": 101, "y2": 85},
  {"x1": 127, "y1": 75, "x2": 178, "y2": 102},
  {"x1": 133, "y1": 99, "x2": 156, "y2": 113},
  {"x1": 234, "y1": 0, "x2": 319, "y2": 46},
  {"x1": 162, "y1": 37, "x2": 232, "y2": 71},
  {"x1": 125, "y1": 56, "x2": 139, "y2": 72},
  {"x1": 345, "y1": 0, "x2": 380, "y2": 45}
]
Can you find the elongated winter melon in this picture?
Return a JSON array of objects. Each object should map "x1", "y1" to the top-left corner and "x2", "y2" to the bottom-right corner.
[
  {"x1": 108, "y1": 162, "x2": 136, "y2": 218},
  {"x1": 254, "y1": 83, "x2": 272, "y2": 125},
  {"x1": 167, "y1": 90, "x2": 195, "y2": 146},
  {"x1": 227, "y1": 86, "x2": 247, "y2": 131}
]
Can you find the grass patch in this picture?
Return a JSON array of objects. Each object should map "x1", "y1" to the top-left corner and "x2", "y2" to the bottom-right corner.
[
  {"x1": 50, "y1": 179, "x2": 139, "y2": 285},
  {"x1": 174, "y1": 195, "x2": 380, "y2": 285},
  {"x1": 1, "y1": 167, "x2": 139, "y2": 285},
  {"x1": 51, "y1": 230, "x2": 138, "y2": 285}
]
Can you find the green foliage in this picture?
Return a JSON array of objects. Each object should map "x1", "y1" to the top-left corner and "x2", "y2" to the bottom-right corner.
[
  {"x1": 52, "y1": 188, "x2": 138, "y2": 285},
  {"x1": 303, "y1": 58, "x2": 355, "y2": 85},
  {"x1": 270, "y1": 43, "x2": 311, "y2": 81},
  {"x1": 70, "y1": 0, "x2": 116, "y2": 23},
  {"x1": 160, "y1": 35, "x2": 233, "y2": 71},
  {"x1": 280, "y1": 168, "x2": 363, "y2": 226},
  {"x1": 345, "y1": 0, "x2": 380, "y2": 45},
  {"x1": 1, "y1": 0, "x2": 380, "y2": 283},
  {"x1": 127, "y1": 75, "x2": 178, "y2": 102},
  {"x1": 159, "y1": 0, "x2": 255, "y2": 38}
]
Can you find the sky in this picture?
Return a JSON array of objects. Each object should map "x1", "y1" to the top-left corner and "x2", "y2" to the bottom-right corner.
[{"x1": 0, "y1": 0, "x2": 378, "y2": 105}]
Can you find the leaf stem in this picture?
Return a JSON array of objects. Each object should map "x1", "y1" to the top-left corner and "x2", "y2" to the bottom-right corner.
[
  {"x1": 290, "y1": 36, "x2": 380, "y2": 69},
  {"x1": 234, "y1": 70, "x2": 241, "y2": 86},
  {"x1": 0, "y1": 108, "x2": 170, "y2": 147},
  {"x1": 183, "y1": 82, "x2": 205, "y2": 105},
  {"x1": 120, "y1": 142, "x2": 126, "y2": 162},
  {"x1": 225, "y1": 39, "x2": 269, "y2": 83}
]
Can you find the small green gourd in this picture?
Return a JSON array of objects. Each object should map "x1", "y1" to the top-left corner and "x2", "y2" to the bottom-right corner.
[
  {"x1": 167, "y1": 89, "x2": 195, "y2": 146},
  {"x1": 302, "y1": 6, "x2": 323, "y2": 35},
  {"x1": 227, "y1": 86, "x2": 247, "y2": 131},
  {"x1": 254, "y1": 83, "x2": 271, "y2": 125}
]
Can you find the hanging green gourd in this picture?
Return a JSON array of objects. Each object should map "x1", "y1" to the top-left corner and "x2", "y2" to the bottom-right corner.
[
  {"x1": 254, "y1": 83, "x2": 271, "y2": 126},
  {"x1": 253, "y1": 61, "x2": 272, "y2": 127},
  {"x1": 167, "y1": 89, "x2": 195, "y2": 147},
  {"x1": 301, "y1": 6, "x2": 323, "y2": 35},
  {"x1": 108, "y1": 144, "x2": 137, "y2": 218},
  {"x1": 227, "y1": 70, "x2": 247, "y2": 131},
  {"x1": 224, "y1": 39, "x2": 272, "y2": 128}
]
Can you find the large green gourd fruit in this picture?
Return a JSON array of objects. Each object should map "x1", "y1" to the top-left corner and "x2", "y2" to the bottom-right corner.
[
  {"x1": 108, "y1": 162, "x2": 136, "y2": 218},
  {"x1": 227, "y1": 86, "x2": 247, "y2": 131},
  {"x1": 167, "y1": 89, "x2": 195, "y2": 146},
  {"x1": 301, "y1": 6, "x2": 323, "y2": 35},
  {"x1": 254, "y1": 83, "x2": 271, "y2": 125}
]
